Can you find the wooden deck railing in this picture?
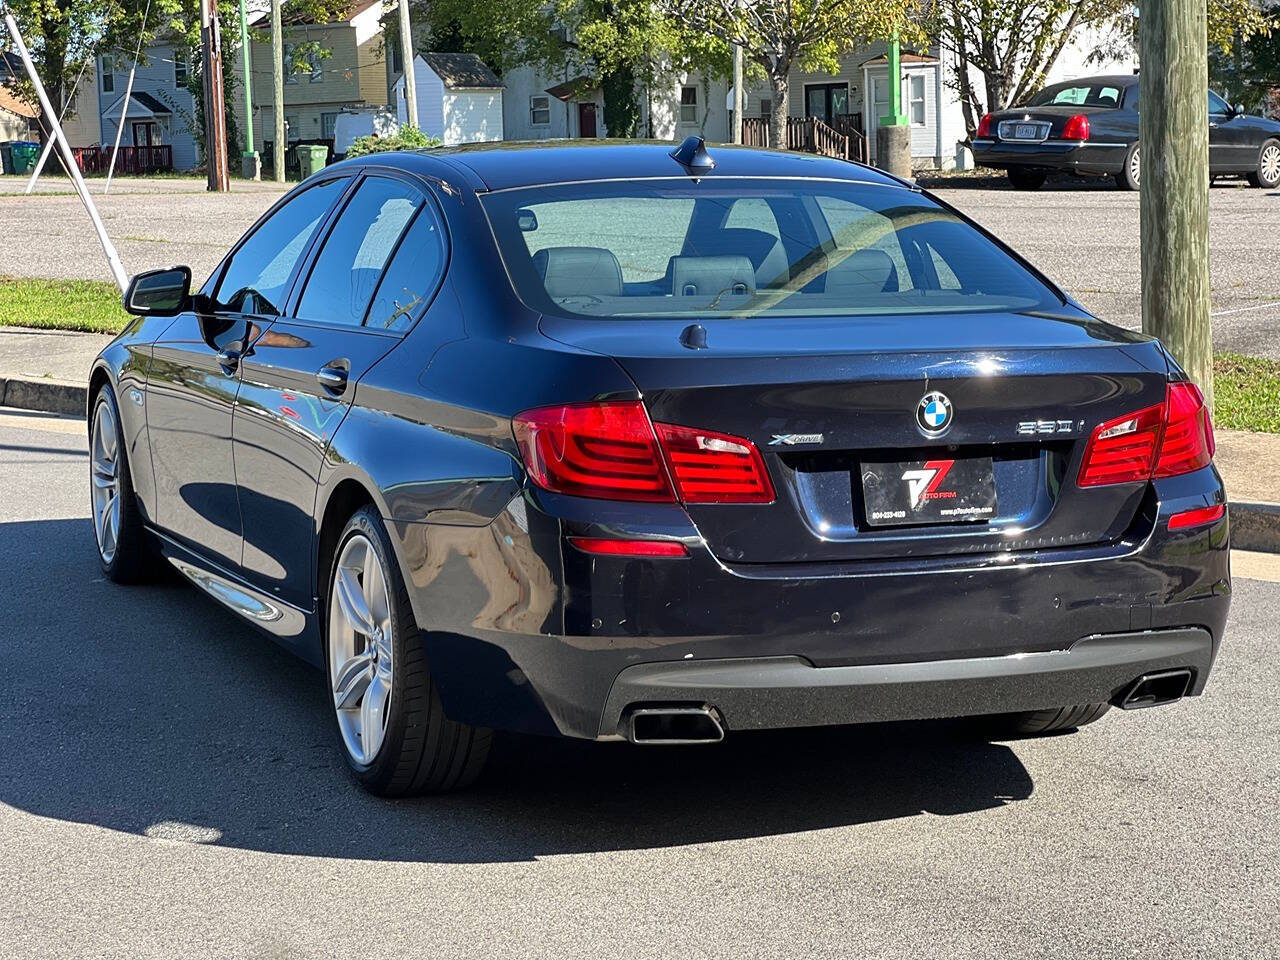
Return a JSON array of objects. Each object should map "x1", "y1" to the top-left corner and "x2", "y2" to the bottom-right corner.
[
  {"x1": 739, "y1": 115, "x2": 867, "y2": 165},
  {"x1": 71, "y1": 145, "x2": 173, "y2": 176}
]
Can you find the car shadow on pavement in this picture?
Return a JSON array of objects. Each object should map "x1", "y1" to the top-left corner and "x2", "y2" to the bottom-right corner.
[{"x1": 1, "y1": 518, "x2": 1035, "y2": 864}]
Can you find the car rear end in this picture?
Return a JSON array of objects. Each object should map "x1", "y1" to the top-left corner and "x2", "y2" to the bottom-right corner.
[
  {"x1": 430, "y1": 167, "x2": 1228, "y2": 743},
  {"x1": 972, "y1": 83, "x2": 1134, "y2": 176}
]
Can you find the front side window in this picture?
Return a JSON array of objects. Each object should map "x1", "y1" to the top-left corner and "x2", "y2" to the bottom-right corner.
[
  {"x1": 213, "y1": 178, "x2": 346, "y2": 315},
  {"x1": 481, "y1": 180, "x2": 1062, "y2": 320},
  {"x1": 1208, "y1": 90, "x2": 1231, "y2": 116},
  {"x1": 296, "y1": 177, "x2": 424, "y2": 327},
  {"x1": 680, "y1": 86, "x2": 698, "y2": 123},
  {"x1": 530, "y1": 95, "x2": 551, "y2": 125}
]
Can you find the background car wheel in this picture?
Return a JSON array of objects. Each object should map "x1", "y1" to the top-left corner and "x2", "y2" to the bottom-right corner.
[
  {"x1": 989, "y1": 703, "x2": 1111, "y2": 737},
  {"x1": 1007, "y1": 166, "x2": 1047, "y2": 190},
  {"x1": 325, "y1": 505, "x2": 491, "y2": 796},
  {"x1": 90, "y1": 386, "x2": 158, "y2": 583},
  {"x1": 1247, "y1": 139, "x2": 1280, "y2": 188},
  {"x1": 1116, "y1": 143, "x2": 1141, "y2": 191}
]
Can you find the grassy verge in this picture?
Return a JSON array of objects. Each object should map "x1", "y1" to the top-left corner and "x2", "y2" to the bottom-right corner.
[
  {"x1": 0, "y1": 276, "x2": 129, "y2": 334},
  {"x1": 1214, "y1": 353, "x2": 1280, "y2": 434}
]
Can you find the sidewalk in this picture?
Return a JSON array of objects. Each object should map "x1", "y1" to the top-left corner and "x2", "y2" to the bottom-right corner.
[{"x1": 0, "y1": 324, "x2": 1275, "y2": 548}]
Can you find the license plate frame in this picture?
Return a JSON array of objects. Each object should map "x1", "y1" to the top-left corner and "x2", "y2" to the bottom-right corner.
[{"x1": 860, "y1": 457, "x2": 999, "y2": 528}]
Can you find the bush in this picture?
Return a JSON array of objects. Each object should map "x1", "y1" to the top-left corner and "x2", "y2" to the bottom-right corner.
[{"x1": 345, "y1": 127, "x2": 441, "y2": 157}]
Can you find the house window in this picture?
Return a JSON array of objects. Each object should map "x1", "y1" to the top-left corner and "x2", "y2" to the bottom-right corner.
[
  {"x1": 174, "y1": 49, "x2": 189, "y2": 85},
  {"x1": 392, "y1": 44, "x2": 403, "y2": 75},
  {"x1": 321, "y1": 112, "x2": 338, "y2": 139},
  {"x1": 285, "y1": 115, "x2": 299, "y2": 141},
  {"x1": 908, "y1": 74, "x2": 926, "y2": 126},
  {"x1": 310, "y1": 58, "x2": 323, "y2": 83},
  {"x1": 284, "y1": 43, "x2": 297, "y2": 84},
  {"x1": 760, "y1": 99, "x2": 771, "y2": 117},
  {"x1": 101, "y1": 56, "x2": 115, "y2": 94},
  {"x1": 530, "y1": 95, "x2": 550, "y2": 126},
  {"x1": 680, "y1": 85, "x2": 698, "y2": 123}
]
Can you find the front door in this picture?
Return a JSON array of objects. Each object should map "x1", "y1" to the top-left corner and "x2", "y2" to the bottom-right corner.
[
  {"x1": 234, "y1": 173, "x2": 444, "y2": 611},
  {"x1": 578, "y1": 102, "x2": 598, "y2": 138},
  {"x1": 805, "y1": 83, "x2": 849, "y2": 125},
  {"x1": 131, "y1": 121, "x2": 158, "y2": 147},
  {"x1": 147, "y1": 177, "x2": 348, "y2": 570},
  {"x1": 866, "y1": 72, "x2": 890, "y2": 161}
]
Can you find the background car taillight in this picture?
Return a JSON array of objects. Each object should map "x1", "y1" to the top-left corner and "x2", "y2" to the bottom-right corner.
[
  {"x1": 513, "y1": 401, "x2": 773, "y2": 504},
  {"x1": 977, "y1": 113, "x2": 993, "y2": 137},
  {"x1": 1062, "y1": 114, "x2": 1091, "y2": 140},
  {"x1": 1078, "y1": 382, "x2": 1215, "y2": 487}
]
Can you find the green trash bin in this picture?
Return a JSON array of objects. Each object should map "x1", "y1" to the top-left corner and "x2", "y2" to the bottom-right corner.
[
  {"x1": 9, "y1": 141, "x2": 40, "y2": 176},
  {"x1": 295, "y1": 143, "x2": 328, "y2": 178}
]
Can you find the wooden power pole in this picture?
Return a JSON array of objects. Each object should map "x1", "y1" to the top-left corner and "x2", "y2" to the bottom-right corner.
[
  {"x1": 1140, "y1": 0, "x2": 1214, "y2": 409},
  {"x1": 200, "y1": 0, "x2": 230, "y2": 191},
  {"x1": 398, "y1": 0, "x2": 418, "y2": 128},
  {"x1": 272, "y1": 0, "x2": 285, "y2": 182}
]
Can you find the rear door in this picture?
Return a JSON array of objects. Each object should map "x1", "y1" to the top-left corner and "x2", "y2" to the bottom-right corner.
[{"x1": 233, "y1": 172, "x2": 447, "y2": 609}]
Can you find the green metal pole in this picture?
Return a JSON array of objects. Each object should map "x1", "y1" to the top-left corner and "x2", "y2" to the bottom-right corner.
[
  {"x1": 239, "y1": 0, "x2": 254, "y2": 155},
  {"x1": 881, "y1": 34, "x2": 908, "y2": 127}
]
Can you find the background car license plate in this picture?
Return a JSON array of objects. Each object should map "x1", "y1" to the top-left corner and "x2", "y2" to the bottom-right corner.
[
  {"x1": 1015, "y1": 123, "x2": 1039, "y2": 139},
  {"x1": 860, "y1": 457, "x2": 998, "y2": 527}
]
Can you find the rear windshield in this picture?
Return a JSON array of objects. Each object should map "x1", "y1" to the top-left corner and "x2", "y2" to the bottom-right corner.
[
  {"x1": 1027, "y1": 82, "x2": 1124, "y2": 108},
  {"x1": 480, "y1": 179, "x2": 1062, "y2": 320}
]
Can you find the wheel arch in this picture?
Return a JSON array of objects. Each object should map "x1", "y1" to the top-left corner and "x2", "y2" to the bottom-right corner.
[
  {"x1": 314, "y1": 473, "x2": 383, "y2": 612},
  {"x1": 87, "y1": 362, "x2": 115, "y2": 422}
]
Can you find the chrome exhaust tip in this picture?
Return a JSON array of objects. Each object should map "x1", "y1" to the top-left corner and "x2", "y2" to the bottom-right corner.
[
  {"x1": 1117, "y1": 668, "x2": 1194, "y2": 710},
  {"x1": 625, "y1": 706, "x2": 725, "y2": 745}
]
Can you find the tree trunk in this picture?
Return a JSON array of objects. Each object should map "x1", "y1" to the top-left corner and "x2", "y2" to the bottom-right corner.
[
  {"x1": 1139, "y1": 0, "x2": 1214, "y2": 408},
  {"x1": 769, "y1": 71, "x2": 788, "y2": 148}
]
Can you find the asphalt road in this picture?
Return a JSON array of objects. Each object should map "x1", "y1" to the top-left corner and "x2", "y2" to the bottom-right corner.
[
  {"x1": 1, "y1": 407, "x2": 1278, "y2": 960},
  {"x1": 1, "y1": 172, "x2": 1277, "y2": 358}
]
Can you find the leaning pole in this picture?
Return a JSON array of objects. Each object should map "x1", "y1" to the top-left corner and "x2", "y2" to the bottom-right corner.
[{"x1": 1140, "y1": 0, "x2": 1214, "y2": 410}]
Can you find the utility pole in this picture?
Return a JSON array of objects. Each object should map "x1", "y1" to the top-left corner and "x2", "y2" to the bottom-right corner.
[
  {"x1": 200, "y1": 0, "x2": 229, "y2": 190},
  {"x1": 271, "y1": 0, "x2": 285, "y2": 182},
  {"x1": 876, "y1": 33, "x2": 910, "y2": 177},
  {"x1": 1140, "y1": 0, "x2": 1214, "y2": 409},
  {"x1": 731, "y1": 0, "x2": 744, "y2": 144},
  {"x1": 238, "y1": 0, "x2": 259, "y2": 179},
  {"x1": 398, "y1": 0, "x2": 418, "y2": 128}
]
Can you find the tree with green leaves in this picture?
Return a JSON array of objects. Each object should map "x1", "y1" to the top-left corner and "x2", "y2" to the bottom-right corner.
[
  {"x1": 1210, "y1": 2, "x2": 1280, "y2": 112},
  {"x1": 656, "y1": 0, "x2": 925, "y2": 145}
]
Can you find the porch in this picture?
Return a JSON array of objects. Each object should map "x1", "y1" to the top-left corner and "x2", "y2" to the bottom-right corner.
[
  {"x1": 70, "y1": 145, "x2": 174, "y2": 176},
  {"x1": 740, "y1": 114, "x2": 868, "y2": 164}
]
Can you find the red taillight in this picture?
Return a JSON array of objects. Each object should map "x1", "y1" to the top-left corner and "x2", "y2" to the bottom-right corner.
[
  {"x1": 1062, "y1": 114, "x2": 1090, "y2": 140},
  {"x1": 653, "y1": 421, "x2": 775, "y2": 504},
  {"x1": 977, "y1": 113, "x2": 993, "y2": 137},
  {"x1": 568, "y1": 537, "x2": 689, "y2": 557},
  {"x1": 512, "y1": 402, "x2": 773, "y2": 504},
  {"x1": 1167, "y1": 504, "x2": 1225, "y2": 531},
  {"x1": 1154, "y1": 382, "x2": 1214, "y2": 477},
  {"x1": 512, "y1": 401, "x2": 673, "y2": 502},
  {"x1": 1077, "y1": 382, "x2": 1215, "y2": 488}
]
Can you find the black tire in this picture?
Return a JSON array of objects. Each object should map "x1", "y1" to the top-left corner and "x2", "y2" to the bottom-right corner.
[
  {"x1": 324, "y1": 505, "x2": 491, "y2": 796},
  {"x1": 1246, "y1": 138, "x2": 1280, "y2": 189},
  {"x1": 1007, "y1": 166, "x2": 1047, "y2": 190},
  {"x1": 1115, "y1": 142, "x2": 1141, "y2": 191},
  {"x1": 89, "y1": 385, "x2": 159, "y2": 584},
  {"x1": 992, "y1": 703, "x2": 1111, "y2": 737}
]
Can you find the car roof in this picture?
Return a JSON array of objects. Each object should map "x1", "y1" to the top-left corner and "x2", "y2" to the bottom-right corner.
[{"x1": 350, "y1": 140, "x2": 910, "y2": 193}]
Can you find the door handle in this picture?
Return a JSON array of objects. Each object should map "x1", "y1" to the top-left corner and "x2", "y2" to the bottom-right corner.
[
  {"x1": 216, "y1": 346, "x2": 241, "y2": 373},
  {"x1": 317, "y1": 363, "x2": 349, "y2": 393}
]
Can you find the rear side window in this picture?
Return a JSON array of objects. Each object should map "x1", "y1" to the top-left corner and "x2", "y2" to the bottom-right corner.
[
  {"x1": 213, "y1": 178, "x2": 346, "y2": 315},
  {"x1": 297, "y1": 176, "x2": 423, "y2": 327},
  {"x1": 365, "y1": 200, "x2": 447, "y2": 332},
  {"x1": 481, "y1": 179, "x2": 1061, "y2": 320}
]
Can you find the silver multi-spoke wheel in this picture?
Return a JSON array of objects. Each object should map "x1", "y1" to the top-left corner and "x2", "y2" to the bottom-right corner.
[
  {"x1": 328, "y1": 534, "x2": 394, "y2": 765},
  {"x1": 1129, "y1": 147, "x2": 1141, "y2": 187},
  {"x1": 90, "y1": 399, "x2": 122, "y2": 564},
  {"x1": 1262, "y1": 144, "x2": 1280, "y2": 185}
]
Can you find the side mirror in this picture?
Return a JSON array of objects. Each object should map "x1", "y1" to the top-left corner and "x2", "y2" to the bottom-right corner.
[
  {"x1": 124, "y1": 266, "x2": 192, "y2": 316},
  {"x1": 1235, "y1": 103, "x2": 1247, "y2": 116}
]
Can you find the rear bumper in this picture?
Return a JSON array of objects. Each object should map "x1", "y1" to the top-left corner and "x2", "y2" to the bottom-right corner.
[
  {"x1": 971, "y1": 139, "x2": 1130, "y2": 175},
  {"x1": 597, "y1": 628, "x2": 1214, "y2": 738}
]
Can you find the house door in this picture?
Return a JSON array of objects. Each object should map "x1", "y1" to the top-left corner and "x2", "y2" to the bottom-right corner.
[
  {"x1": 577, "y1": 102, "x2": 597, "y2": 138},
  {"x1": 804, "y1": 83, "x2": 849, "y2": 125},
  {"x1": 131, "y1": 121, "x2": 160, "y2": 146},
  {"x1": 865, "y1": 72, "x2": 891, "y2": 161}
]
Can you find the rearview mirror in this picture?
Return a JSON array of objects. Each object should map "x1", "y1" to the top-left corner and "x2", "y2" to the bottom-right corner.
[{"x1": 124, "y1": 266, "x2": 192, "y2": 316}]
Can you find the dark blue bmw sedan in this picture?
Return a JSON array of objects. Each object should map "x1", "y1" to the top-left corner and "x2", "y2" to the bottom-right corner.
[{"x1": 89, "y1": 139, "x2": 1230, "y2": 794}]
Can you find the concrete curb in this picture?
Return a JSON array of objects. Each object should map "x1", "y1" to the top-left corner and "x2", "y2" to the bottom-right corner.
[
  {"x1": 1, "y1": 373, "x2": 1276, "y2": 554},
  {"x1": 0, "y1": 376, "x2": 87, "y2": 417}
]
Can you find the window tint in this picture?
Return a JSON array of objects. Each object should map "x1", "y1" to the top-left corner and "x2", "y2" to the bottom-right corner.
[
  {"x1": 214, "y1": 178, "x2": 345, "y2": 315},
  {"x1": 365, "y1": 202, "x2": 446, "y2": 332},
  {"x1": 296, "y1": 177, "x2": 423, "y2": 327}
]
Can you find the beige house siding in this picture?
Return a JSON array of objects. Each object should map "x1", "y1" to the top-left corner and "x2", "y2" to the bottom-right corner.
[
  {"x1": 62, "y1": 64, "x2": 103, "y2": 146},
  {"x1": 357, "y1": 35, "x2": 386, "y2": 106}
]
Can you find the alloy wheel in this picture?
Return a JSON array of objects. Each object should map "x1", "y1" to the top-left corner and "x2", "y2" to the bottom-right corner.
[
  {"x1": 90, "y1": 400, "x2": 122, "y2": 564},
  {"x1": 1129, "y1": 147, "x2": 1141, "y2": 188},
  {"x1": 328, "y1": 534, "x2": 394, "y2": 765},
  {"x1": 1262, "y1": 144, "x2": 1280, "y2": 186}
]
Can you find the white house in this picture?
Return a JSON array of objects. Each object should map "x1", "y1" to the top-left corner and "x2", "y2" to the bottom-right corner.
[{"x1": 395, "y1": 52, "x2": 504, "y2": 145}]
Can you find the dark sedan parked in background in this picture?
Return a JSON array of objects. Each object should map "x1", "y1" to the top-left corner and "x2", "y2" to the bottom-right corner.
[
  {"x1": 89, "y1": 139, "x2": 1230, "y2": 795},
  {"x1": 972, "y1": 74, "x2": 1280, "y2": 190}
]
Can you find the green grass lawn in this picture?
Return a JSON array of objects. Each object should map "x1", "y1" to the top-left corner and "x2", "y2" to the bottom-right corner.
[
  {"x1": 1, "y1": 274, "x2": 1277, "y2": 433},
  {"x1": 0, "y1": 276, "x2": 129, "y2": 334}
]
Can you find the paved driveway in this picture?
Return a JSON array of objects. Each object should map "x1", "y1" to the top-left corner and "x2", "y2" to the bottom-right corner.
[{"x1": 1, "y1": 407, "x2": 1277, "y2": 959}]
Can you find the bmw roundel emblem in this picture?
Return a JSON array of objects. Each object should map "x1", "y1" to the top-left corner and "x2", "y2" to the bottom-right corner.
[{"x1": 916, "y1": 391, "x2": 953, "y2": 437}]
